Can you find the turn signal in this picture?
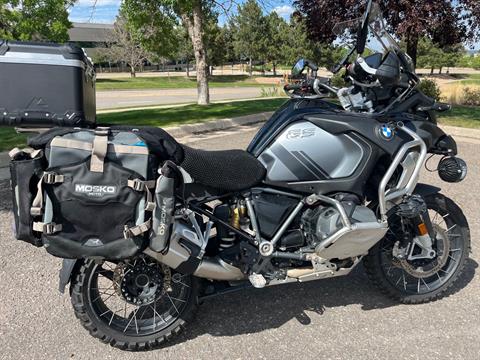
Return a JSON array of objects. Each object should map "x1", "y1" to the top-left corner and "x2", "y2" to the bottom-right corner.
[{"x1": 418, "y1": 223, "x2": 428, "y2": 236}]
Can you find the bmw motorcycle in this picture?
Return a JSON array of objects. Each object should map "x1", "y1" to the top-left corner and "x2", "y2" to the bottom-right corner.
[{"x1": 64, "y1": 1, "x2": 470, "y2": 350}]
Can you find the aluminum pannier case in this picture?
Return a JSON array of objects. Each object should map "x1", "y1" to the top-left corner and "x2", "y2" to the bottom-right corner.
[{"x1": 0, "y1": 40, "x2": 96, "y2": 128}]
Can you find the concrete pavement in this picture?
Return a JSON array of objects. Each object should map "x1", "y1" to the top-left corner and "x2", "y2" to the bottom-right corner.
[
  {"x1": 96, "y1": 87, "x2": 266, "y2": 110},
  {"x1": 0, "y1": 124, "x2": 479, "y2": 360}
]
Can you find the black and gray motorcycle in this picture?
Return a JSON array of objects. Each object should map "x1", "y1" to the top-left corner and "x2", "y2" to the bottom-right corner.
[{"x1": 64, "y1": 1, "x2": 470, "y2": 350}]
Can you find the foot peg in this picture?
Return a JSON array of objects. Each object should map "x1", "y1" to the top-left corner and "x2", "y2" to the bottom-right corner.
[{"x1": 248, "y1": 273, "x2": 267, "y2": 288}]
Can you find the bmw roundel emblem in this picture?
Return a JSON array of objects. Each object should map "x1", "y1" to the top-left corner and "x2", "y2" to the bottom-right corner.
[{"x1": 379, "y1": 124, "x2": 394, "y2": 140}]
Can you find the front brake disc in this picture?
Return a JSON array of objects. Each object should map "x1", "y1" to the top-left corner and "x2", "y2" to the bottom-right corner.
[{"x1": 400, "y1": 226, "x2": 450, "y2": 278}]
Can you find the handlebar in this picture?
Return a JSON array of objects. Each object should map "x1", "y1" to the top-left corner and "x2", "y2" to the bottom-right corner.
[{"x1": 284, "y1": 78, "x2": 338, "y2": 99}]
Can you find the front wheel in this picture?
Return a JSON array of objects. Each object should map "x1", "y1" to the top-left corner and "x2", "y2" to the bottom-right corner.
[
  {"x1": 70, "y1": 255, "x2": 199, "y2": 351},
  {"x1": 364, "y1": 193, "x2": 470, "y2": 304}
]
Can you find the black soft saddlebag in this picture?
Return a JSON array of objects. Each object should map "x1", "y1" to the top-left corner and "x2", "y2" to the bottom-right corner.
[
  {"x1": 0, "y1": 40, "x2": 96, "y2": 128},
  {"x1": 9, "y1": 148, "x2": 46, "y2": 246},
  {"x1": 24, "y1": 126, "x2": 183, "y2": 260},
  {"x1": 39, "y1": 158, "x2": 149, "y2": 259}
]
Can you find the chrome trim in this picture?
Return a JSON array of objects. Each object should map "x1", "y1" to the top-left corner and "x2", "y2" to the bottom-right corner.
[
  {"x1": 378, "y1": 124, "x2": 427, "y2": 221},
  {"x1": 0, "y1": 52, "x2": 87, "y2": 68},
  {"x1": 245, "y1": 197, "x2": 261, "y2": 243},
  {"x1": 194, "y1": 257, "x2": 245, "y2": 281}
]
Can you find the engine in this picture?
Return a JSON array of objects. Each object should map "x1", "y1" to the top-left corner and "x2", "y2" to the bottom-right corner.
[{"x1": 301, "y1": 199, "x2": 379, "y2": 249}]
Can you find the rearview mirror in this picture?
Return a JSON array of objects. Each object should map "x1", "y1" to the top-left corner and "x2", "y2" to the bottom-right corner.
[{"x1": 291, "y1": 59, "x2": 306, "y2": 77}]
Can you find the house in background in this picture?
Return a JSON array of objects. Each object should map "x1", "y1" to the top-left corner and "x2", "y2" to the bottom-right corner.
[{"x1": 68, "y1": 22, "x2": 113, "y2": 59}]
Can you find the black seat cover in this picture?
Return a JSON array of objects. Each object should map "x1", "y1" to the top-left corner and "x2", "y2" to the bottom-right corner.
[{"x1": 181, "y1": 145, "x2": 266, "y2": 192}]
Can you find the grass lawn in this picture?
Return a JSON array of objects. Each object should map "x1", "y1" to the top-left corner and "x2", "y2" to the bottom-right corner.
[
  {"x1": 437, "y1": 105, "x2": 480, "y2": 128},
  {"x1": 96, "y1": 75, "x2": 270, "y2": 91},
  {"x1": 449, "y1": 74, "x2": 480, "y2": 86},
  {"x1": 1, "y1": 101, "x2": 478, "y2": 152}
]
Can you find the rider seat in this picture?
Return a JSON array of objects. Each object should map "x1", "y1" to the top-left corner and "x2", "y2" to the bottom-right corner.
[{"x1": 180, "y1": 145, "x2": 266, "y2": 192}]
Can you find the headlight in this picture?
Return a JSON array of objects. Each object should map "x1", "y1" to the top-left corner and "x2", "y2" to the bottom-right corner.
[{"x1": 438, "y1": 156, "x2": 467, "y2": 183}]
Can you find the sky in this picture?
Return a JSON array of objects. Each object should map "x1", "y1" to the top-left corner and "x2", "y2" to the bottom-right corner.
[
  {"x1": 68, "y1": 0, "x2": 479, "y2": 50},
  {"x1": 68, "y1": 0, "x2": 295, "y2": 24}
]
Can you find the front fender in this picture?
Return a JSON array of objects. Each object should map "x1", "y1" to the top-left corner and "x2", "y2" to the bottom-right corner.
[
  {"x1": 59, "y1": 258, "x2": 82, "y2": 294},
  {"x1": 413, "y1": 183, "x2": 441, "y2": 197}
]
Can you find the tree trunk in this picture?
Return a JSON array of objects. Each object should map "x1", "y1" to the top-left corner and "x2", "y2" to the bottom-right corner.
[
  {"x1": 430, "y1": 66, "x2": 434, "y2": 75},
  {"x1": 273, "y1": 62, "x2": 277, "y2": 77},
  {"x1": 182, "y1": 2, "x2": 209, "y2": 105},
  {"x1": 439, "y1": 66, "x2": 443, "y2": 74},
  {"x1": 406, "y1": 32, "x2": 419, "y2": 68},
  {"x1": 249, "y1": 58, "x2": 253, "y2": 77},
  {"x1": 130, "y1": 65, "x2": 136, "y2": 78}
]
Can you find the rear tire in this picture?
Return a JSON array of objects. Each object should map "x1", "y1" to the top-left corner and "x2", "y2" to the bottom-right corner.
[
  {"x1": 70, "y1": 257, "x2": 199, "y2": 351},
  {"x1": 364, "y1": 193, "x2": 470, "y2": 304}
]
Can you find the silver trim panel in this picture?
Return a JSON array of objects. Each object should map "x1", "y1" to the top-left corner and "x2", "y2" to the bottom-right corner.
[{"x1": 0, "y1": 51, "x2": 87, "y2": 69}]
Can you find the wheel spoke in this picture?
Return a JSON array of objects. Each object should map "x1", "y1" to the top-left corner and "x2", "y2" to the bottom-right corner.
[
  {"x1": 446, "y1": 224, "x2": 457, "y2": 233},
  {"x1": 167, "y1": 293, "x2": 180, "y2": 314},
  {"x1": 123, "y1": 308, "x2": 139, "y2": 333},
  {"x1": 421, "y1": 278, "x2": 431, "y2": 290}
]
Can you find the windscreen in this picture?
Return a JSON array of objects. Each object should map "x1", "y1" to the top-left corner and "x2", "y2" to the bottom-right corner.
[{"x1": 332, "y1": 2, "x2": 403, "y2": 55}]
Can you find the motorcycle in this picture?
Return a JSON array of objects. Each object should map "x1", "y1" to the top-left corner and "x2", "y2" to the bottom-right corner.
[{"x1": 61, "y1": 1, "x2": 470, "y2": 350}]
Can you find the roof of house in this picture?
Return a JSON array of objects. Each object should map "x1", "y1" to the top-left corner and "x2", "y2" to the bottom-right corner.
[{"x1": 68, "y1": 22, "x2": 114, "y2": 43}]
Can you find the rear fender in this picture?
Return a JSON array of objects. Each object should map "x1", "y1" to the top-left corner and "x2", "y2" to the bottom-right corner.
[{"x1": 59, "y1": 259, "x2": 83, "y2": 294}]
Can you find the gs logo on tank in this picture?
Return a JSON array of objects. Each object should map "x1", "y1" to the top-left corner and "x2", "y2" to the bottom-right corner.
[{"x1": 286, "y1": 128, "x2": 316, "y2": 139}]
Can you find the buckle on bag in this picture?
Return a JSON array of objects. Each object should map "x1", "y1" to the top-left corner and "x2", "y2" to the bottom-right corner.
[
  {"x1": 129, "y1": 179, "x2": 146, "y2": 192},
  {"x1": 44, "y1": 223, "x2": 62, "y2": 235},
  {"x1": 30, "y1": 206, "x2": 42, "y2": 216},
  {"x1": 44, "y1": 172, "x2": 64, "y2": 185},
  {"x1": 33, "y1": 222, "x2": 62, "y2": 235}
]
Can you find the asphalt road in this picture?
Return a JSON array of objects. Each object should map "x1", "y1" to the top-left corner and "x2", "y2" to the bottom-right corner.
[
  {"x1": 0, "y1": 126, "x2": 479, "y2": 360},
  {"x1": 96, "y1": 88, "x2": 264, "y2": 110}
]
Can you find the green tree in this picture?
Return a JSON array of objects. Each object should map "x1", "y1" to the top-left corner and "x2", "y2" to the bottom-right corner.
[
  {"x1": 121, "y1": 1, "x2": 180, "y2": 63},
  {"x1": 0, "y1": 0, "x2": 73, "y2": 42},
  {"x1": 175, "y1": 26, "x2": 194, "y2": 77},
  {"x1": 416, "y1": 38, "x2": 463, "y2": 74},
  {"x1": 123, "y1": 0, "x2": 213, "y2": 105},
  {"x1": 264, "y1": 12, "x2": 289, "y2": 75},
  {"x1": 233, "y1": 0, "x2": 267, "y2": 76},
  {"x1": 107, "y1": 10, "x2": 150, "y2": 78}
]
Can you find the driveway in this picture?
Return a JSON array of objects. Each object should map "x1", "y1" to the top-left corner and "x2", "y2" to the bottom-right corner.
[{"x1": 0, "y1": 126, "x2": 478, "y2": 360}]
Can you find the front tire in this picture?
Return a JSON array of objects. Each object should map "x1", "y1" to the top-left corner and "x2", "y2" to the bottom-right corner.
[
  {"x1": 364, "y1": 193, "x2": 470, "y2": 304},
  {"x1": 70, "y1": 256, "x2": 199, "y2": 351}
]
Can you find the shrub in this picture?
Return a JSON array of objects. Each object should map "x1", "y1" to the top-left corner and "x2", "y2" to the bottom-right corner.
[
  {"x1": 418, "y1": 78, "x2": 442, "y2": 101},
  {"x1": 463, "y1": 87, "x2": 480, "y2": 106},
  {"x1": 260, "y1": 86, "x2": 280, "y2": 97},
  {"x1": 330, "y1": 71, "x2": 349, "y2": 88}
]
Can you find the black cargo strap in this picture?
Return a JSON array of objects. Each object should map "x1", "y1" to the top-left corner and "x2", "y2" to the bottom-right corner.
[
  {"x1": 127, "y1": 179, "x2": 156, "y2": 212},
  {"x1": 90, "y1": 128, "x2": 109, "y2": 173},
  {"x1": 30, "y1": 172, "x2": 65, "y2": 216},
  {"x1": 123, "y1": 219, "x2": 151, "y2": 239},
  {"x1": 32, "y1": 222, "x2": 63, "y2": 235}
]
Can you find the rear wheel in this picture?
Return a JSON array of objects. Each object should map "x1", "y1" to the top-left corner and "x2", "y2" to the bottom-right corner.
[
  {"x1": 71, "y1": 255, "x2": 199, "y2": 350},
  {"x1": 364, "y1": 193, "x2": 470, "y2": 304}
]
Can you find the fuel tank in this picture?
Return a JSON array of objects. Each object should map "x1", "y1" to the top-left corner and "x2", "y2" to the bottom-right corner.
[
  {"x1": 259, "y1": 120, "x2": 366, "y2": 182},
  {"x1": 248, "y1": 99, "x2": 400, "y2": 195},
  {"x1": 249, "y1": 98, "x2": 449, "y2": 196}
]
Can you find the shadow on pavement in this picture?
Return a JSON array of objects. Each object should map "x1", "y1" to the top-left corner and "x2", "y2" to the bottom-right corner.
[
  {"x1": 167, "y1": 258, "x2": 477, "y2": 346},
  {"x1": 0, "y1": 179, "x2": 12, "y2": 211}
]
